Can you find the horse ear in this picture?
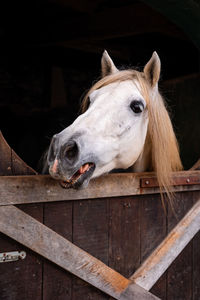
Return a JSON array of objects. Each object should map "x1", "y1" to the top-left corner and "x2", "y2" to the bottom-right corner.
[
  {"x1": 144, "y1": 51, "x2": 161, "y2": 87},
  {"x1": 101, "y1": 50, "x2": 118, "y2": 77}
]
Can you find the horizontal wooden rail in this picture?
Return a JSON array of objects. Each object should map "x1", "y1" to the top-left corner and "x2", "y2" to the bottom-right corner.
[
  {"x1": 130, "y1": 197, "x2": 200, "y2": 290},
  {"x1": 0, "y1": 171, "x2": 200, "y2": 206},
  {"x1": 0, "y1": 205, "x2": 159, "y2": 300}
]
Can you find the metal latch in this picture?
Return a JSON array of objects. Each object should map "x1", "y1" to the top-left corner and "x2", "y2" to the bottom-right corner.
[{"x1": 0, "y1": 251, "x2": 26, "y2": 263}]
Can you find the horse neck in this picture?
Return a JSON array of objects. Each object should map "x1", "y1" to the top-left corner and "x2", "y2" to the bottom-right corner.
[{"x1": 131, "y1": 132, "x2": 152, "y2": 172}]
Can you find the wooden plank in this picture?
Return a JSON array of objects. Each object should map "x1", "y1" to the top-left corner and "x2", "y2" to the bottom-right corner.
[
  {"x1": 72, "y1": 199, "x2": 109, "y2": 299},
  {"x1": 0, "y1": 173, "x2": 140, "y2": 205},
  {"x1": 0, "y1": 205, "x2": 159, "y2": 300},
  {"x1": 130, "y1": 196, "x2": 200, "y2": 291},
  {"x1": 0, "y1": 131, "x2": 43, "y2": 300},
  {"x1": 0, "y1": 204, "x2": 43, "y2": 300},
  {"x1": 140, "y1": 195, "x2": 167, "y2": 262},
  {"x1": 193, "y1": 229, "x2": 200, "y2": 299},
  {"x1": 0, "y1": 131, "x2": 12, "y2": 176},
  {"x1": 140, "y1": 194, "x2": 167, "y2": 300},
  {"x1": 0, "y1": 131, "x2": 36, "y2": 176},
  {"x1": 191, "y1": 159, "x2": 200, "y2": 170},
  {"x1": 166, "y1": 192, "x2": 194, "y2": 300},
  {"x1": 0, "y1": 171, "x2": 200, "y2": 206},
  {"x1": 43, "y1": 201, "x2": 73, "y2": 300},
  {"x1": 150, "y1": 275, "x2": 167, "y2": 300},
  {"x1": 191, "y1": 190, "x2": 200, "y2": 300},
  {"x1": 11, "y1": 149, "x2": 37, "y2": 175},
  {"x1": 108, "y1": 196, "x2": 140, "y2": 278}
]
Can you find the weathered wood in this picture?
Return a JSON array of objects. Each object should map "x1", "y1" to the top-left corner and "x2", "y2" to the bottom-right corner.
[
  {"x1": 0, "y1": 204, "x2": 43, "y2": 300},
  {"x1": 130, "y1": 197, "x2": 200, "y2": 291},
  {"x1": 0, "y1": 132, "x2": 200, "y2": 299},
  {"x1": 73, "y1": 199, "x2": 109, "y2": 299},
  {"x1": 193, "y1": 227, "x2": 200, "y2": 299},
  {"x1": 0, "y1": 132, "x2": 12, "y2": 176},
  {"x1": 140, "y1": 194, "x2": 167, "y2": 300},
  {"x1": 108, "y1": 196, "x2": 140, "y2": 278},
  {"x1": 191, "y1": 190, "x2": 200, "y2": 300},
  {"x1": 0, "y1": 205, "x2": 159, "y2": 300},
  {"x1": 167, "y1": 192, "x2": 194, "y2": 300},
  {"x1": 0, "y1": 171, "x2": 200, "y2": 206},
  {"x1": 0, "y1": 131, "x2": 43, "y2": 300},
  {"x1": 0, "y1": 131, "x2": 37, "y2": 176},
  {"x1": 43, "y1": 201, "x2": 73, "y2": 300},
  {"x1": 190, "y1": 158, "x2": 200, "y2": 170}
]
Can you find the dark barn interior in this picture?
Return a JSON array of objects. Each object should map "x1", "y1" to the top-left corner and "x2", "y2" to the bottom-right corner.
[{"x1": 0, "y1": 0, "x2": 200, "y2": 170}]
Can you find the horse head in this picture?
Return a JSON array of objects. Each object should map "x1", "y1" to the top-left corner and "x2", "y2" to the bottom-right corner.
[{"x1": 47, "y1": 51, "x2": 182, "y2": 191}]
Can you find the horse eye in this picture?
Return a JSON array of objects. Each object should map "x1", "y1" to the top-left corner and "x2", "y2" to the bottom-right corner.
[{"x1": 130, "y1": 100, "x2": 144, "y2": 114}]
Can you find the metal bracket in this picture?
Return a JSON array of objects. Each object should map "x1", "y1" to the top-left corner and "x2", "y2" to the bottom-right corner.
[
  {"x1": 0, "y1": 251, "x2": 26, "y2": 263},
  {"x1": 140, "y1": 174, "x2": 200, "y2": 188}
]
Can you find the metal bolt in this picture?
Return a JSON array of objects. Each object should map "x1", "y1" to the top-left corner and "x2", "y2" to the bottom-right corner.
[
  {"x1": 145, "y1": 180, "x2": 149, "y2": 185},
  {"x1": 186, "y1": 178, "x2": 190, "y2": 183}
]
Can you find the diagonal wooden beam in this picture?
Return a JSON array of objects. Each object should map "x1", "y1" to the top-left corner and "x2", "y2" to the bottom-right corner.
[
  {"x1": 130, "y1": 197, "x2": 200, "y2": 290},
  {"x1": 0, "y1": 205, "x2": 159, "y2": 300}
]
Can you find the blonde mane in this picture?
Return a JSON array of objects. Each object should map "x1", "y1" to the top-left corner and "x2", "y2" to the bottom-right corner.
[{"x1": 81, "y1": 70, "x2": 183, "y2": 199}]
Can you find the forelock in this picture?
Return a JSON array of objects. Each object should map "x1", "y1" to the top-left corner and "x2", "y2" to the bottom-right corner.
[{"x1": 81, "y1": 70, "x2": 149, "y2": 113}]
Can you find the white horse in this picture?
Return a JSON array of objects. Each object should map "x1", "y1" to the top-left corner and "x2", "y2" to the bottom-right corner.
[{"x1": 47, "y1": 51, "x2": 182, "y2": 196}]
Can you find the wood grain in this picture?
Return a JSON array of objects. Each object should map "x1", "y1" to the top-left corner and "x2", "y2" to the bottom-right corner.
[
  {"x1": 0, "y1": 131, "x2": 43, "y2": 300},
  {"x1": 167, "y1": 192, "x2": 194, "y2": 300},
  {"x1": 0, "y1": 171, "x2": 200, "y2": 206},
  {"x1": 131, "y1": 194, "x2": 200, "y2": 296},
  {"x1": 72, "y1": 199, "x2": 109, "y2": 299},
  {"x1": 108, "y1": 196, "x2": 140, "y2": 278},
  {"x1": 43, "y1": 201, "x2": 73, "y2": 300},
  {"x1": 0, "y1": 205, "x2": 159, "y2": 300},
  {"x1": 140, "y1": 194, "x2": 167, "y2": 300}
]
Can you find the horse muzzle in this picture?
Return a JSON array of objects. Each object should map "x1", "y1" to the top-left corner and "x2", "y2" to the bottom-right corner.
[{"x1": 47, "y1": 134, "x2": 96, "y2": 189}]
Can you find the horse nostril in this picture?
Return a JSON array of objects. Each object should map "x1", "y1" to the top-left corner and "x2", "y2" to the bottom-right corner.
[{"x1": 64, "y1": 141, "x2": 78, "y2": 162}]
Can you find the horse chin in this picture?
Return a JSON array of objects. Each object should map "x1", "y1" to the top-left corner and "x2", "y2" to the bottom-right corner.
[{"x1": 60, "y1": 163, "x2": 95, "y2": 189}]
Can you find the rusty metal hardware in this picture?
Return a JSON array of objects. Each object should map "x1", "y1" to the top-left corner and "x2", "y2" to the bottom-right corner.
[
  {"x1": 140, "y1": 175, "x2": 200, "y2": 188},
  {"x1": 0, "y1": 251, "x2": 26, "y2": 263}
]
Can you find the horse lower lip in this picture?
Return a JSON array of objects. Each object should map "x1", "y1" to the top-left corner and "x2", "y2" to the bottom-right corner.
[{"x1": 60, "y1": 163, "x2": 95, "y2": 189}]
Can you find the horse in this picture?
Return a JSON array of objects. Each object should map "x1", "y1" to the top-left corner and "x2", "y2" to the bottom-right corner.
[{"x1": 46, "y1": 50, "x2": 183, "y2": 199}]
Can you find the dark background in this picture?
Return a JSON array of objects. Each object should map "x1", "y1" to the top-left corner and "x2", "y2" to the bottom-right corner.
[{"x1": 0, "y1": 0, "x2": 199, "y2": 170}]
